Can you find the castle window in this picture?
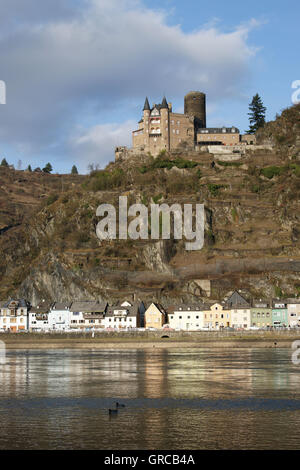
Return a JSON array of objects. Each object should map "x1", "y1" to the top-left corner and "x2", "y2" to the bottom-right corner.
[
  {"x1": 171, "y1": 120, "x2": 174, "y2": 125},
  {"x1": 177, "y1": 121, "x2": 180, "y2": 125},
  {"x1": 172, "y1": 129, "x2": 175, "y2": 134},
  {"x1": 176, "y1": 130, "x2": 179, "y2": 135}
]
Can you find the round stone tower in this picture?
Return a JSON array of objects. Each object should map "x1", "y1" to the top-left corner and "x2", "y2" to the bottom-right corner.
[{"x1": 184, "y1": 91, "x2": 206, "y2": 128}]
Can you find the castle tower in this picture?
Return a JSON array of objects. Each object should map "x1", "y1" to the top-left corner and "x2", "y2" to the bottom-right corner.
[
  {"x1": 184, "y1": 91, "x2": 206, "y2": 128},
  {"x1": 143, "y1": 97, "x2": 151, "y2": 149},
  {"x1": 160, "y1": 96, "x2": 170, "y2": 151}
]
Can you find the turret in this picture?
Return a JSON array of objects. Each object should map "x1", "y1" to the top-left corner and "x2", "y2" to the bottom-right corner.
[{"x1": 160, "y1": 96, "x2": 170, "y2": 151}]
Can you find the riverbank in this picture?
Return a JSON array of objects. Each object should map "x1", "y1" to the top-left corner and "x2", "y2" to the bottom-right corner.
[{"x1": 1, "y1": 330, "x2": 300, "y2": 349}]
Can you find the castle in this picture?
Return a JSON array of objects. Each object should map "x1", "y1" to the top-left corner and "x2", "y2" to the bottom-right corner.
[
  {"x1": 115, "y1": 91, "x2": 254, "y2": 160},
  {"x1": 132, "y1": 91, "x2": 206, "y2": 155}
]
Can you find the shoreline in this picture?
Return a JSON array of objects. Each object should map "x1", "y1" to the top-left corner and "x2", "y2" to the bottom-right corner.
[
  {"x1": 1, "y1": 331, "x2": 299, "y2": 350},
  {"x1": 2, "y1": 340, "x2": 296, "y2": 350}
]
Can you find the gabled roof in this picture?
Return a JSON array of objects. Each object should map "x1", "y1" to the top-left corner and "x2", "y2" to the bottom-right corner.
[
  {"x1": 145, "y1": 302, "x2": 167, "y2": 315},
  {"x1": 51, "y1": 302, "x2": 72, "y2": 311},
  {"x1": 3, "y1": 299, "x2": 30, "y2": 309},
  {"x1": 225, "y1": 291, "x2": 250, "y2": 308},
  {"x1": 70, "y1": 301, "x2": 107, "y2": 313}
]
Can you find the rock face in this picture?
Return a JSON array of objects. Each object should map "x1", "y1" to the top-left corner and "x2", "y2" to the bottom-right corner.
[{"x1": 2, "y1": 103, "x2": 300, "y2": 305}]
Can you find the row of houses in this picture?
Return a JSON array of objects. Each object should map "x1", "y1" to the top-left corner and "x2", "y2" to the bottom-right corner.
[{"x1": 1, "y1": 292, "x2": 300, "y2": 332}]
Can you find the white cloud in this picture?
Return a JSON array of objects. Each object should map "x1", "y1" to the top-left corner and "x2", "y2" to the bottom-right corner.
[
  {"x1": 69, "y1": 120, "x2": 135, "y2": 173},
  {"x1": 0, "y1": 0, "x2": 260, "y2": 170}
]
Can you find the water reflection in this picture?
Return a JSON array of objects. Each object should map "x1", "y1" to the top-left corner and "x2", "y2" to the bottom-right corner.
[{"x1": 1, "y1": 348, "x2": 300, "y2": 449}]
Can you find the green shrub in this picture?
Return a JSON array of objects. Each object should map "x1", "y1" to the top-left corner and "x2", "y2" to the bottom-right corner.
[
  {"x1": 260, "y1": 166, "x2": 288, "y2": 179},
  {"x1": 216, "y1": 160, "x2": 242, "y2": 167},
  {"x1": 207, "y1": 183, "x2": 222, "y2": 196},
  {"x1": 46, "y1": 194, "x2": 59, "y2": 206}
]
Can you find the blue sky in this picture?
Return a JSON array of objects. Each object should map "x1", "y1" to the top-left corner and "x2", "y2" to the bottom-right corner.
[{"x1": 0, "y1": 0, "x2": 299, "y2": 174}]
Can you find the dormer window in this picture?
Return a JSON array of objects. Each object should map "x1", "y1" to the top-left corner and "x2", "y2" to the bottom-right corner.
[{"x1": 151, "y1": 108, "x2": 160, "y2": 116}]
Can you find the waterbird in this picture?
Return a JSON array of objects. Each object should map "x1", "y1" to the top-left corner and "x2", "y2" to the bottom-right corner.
[
  {"x1": 109, "y1": 408, "x2": 118, "y2": 415},
  {"x1": 116, "y1": 402, "x2": 125, "y2": 408}
]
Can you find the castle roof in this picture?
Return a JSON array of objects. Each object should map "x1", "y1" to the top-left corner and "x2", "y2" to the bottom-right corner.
[
  {"x1": 143, "y1": 97, "x2": 150, "y2": 111},
  {"x1": 161, "y1": 96, "x2": 168, "y2": 109}
]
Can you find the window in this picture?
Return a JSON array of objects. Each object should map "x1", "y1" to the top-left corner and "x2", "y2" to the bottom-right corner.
[{"x1": 179, "y1": 316, "x2": 182, "y2": 319}]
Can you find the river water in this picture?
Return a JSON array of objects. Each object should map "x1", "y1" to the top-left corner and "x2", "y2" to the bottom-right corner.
[{"x1": 0, "y1": 348, "x2": 300, "y2": 449}]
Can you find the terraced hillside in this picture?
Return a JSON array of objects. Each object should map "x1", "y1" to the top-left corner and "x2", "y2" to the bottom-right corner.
[{"x1": 1, "y1": 103, "x2": 300, "y2": 305}]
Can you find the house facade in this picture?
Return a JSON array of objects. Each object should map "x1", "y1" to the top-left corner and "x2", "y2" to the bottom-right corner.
[
  {"x1": 251, "y1": 300, "x2": 272, "y2": 328},
  {"x1": 48, "y1": 302, "x2": 72, "y2": 331},
  {"x1": 168, "y1": 304, "x2": 206, "y2": 330},
  {"x1": 103, "y1": 303, "x2": 140, "y2": 329},
  {"x1": 272, "y1": 301, "x2": 288, "y2": 327},
  {"x1": 286, "y1": 300, "x2": 300, "y2": 327},
  {"x1": 0, "y1": 299, "x2": 29, "y2": 332},
  {"x1": 69, "y1": 301, "x2": 107, "y2": 330},
  {"x1": 225, "y1": 291, "x2": 251, "y2": 329},
  {"x1": 203, "y1": 303, "x2": 231, "y2": 329},
  {"x1": 144, "y1": 303, "x2": 166, "y2": 329},
  {"x1": 29, "y1": 308, "x2": 50, "y2": 331}
]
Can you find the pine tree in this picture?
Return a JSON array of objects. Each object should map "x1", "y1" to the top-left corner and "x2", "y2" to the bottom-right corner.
[
  {"x1": 42, "y1": 162, "x2": 53, "y2": 173},
  {"x1": 1, "y1": 158, "x2": 8, "y2": 167},
  {"x1": 27, "y1": 164, "x2": 32, "y2": 172},
  {"x1": 71, "y1": 165, "x2": 78, "y2": 174},
  {"x1": 246, "y1": 94, "x2": 266, "y2": 134}
]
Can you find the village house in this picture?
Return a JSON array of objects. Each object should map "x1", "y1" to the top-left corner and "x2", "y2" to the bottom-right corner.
[
  {"x1": 225, "y1": 291, "x2": 251, "y2": 329},
  {"x1": 0, "y1": 299, "x2": 30, "y2": 332},
  {"x1": 29, "y1": 305, "x2": 50, "y2": 331},
  {"x1": 168, "y1": 304, "x2": 206, "y2": 330},
  {"x1": 286, "y1": 299, "x2": 300, "y2": 327},
  {"x1": 69, "y1": 301, "x2": 107, "y2": 330},
  {"x1": 144, "y1": 303, "x2": 167, "y2": 329},
  {"x1": 103, "y1": 302, "x2": 141, "y2": 329},
  {"x1": 272, "y1": 300, "x2": 288, "y2": 327},
  {"x1": 48, "y1": 302, "x2": 72, "y2": 331},
  {"x1": 203, "y1": 303, "x2": 231, "y2": 329},
  {"x1": 250, "y1": 300, "x2": 272, "y2": 328}
]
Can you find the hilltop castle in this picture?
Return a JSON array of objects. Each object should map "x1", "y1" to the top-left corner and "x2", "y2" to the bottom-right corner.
[
  {"x1": 131, "y1": 91, "x2": 206, "y2": 155},
  {"x1": 115, "y1": 91, "x2": 252, "y2": 160}
]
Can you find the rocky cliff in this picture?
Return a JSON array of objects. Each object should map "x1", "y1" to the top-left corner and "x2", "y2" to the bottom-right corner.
[{"x1": 1, "y1": 103, "x2": 300, "y2": 305}]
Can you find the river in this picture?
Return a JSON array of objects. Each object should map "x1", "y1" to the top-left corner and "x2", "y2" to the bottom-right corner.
[{"x1": 0, "y1": 348, "x2": 299, "y2": 449}]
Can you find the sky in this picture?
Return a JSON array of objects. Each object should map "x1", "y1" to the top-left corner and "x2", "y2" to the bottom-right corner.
[{"x1": 0, "y1": 0, "x2": 299, "y2": 174}]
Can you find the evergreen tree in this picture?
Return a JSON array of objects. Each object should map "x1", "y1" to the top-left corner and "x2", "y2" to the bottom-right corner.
[
  {"x1": 27, "y1": 164, "x2": 32, "y2": 172},
  {"x1": 246, "y1": 93, "x2": 266, "y2": 134},
  {"x1": 1, "y1": 158, "x2": 8, "y2": 167},
  {"x1": 71, "y1": 165, "x2": 78, "y2": 174},
  {"x1": 42, "y1": 162, "x2": 53, "y2": 173}
]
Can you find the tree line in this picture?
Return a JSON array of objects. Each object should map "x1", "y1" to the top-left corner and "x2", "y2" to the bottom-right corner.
[{"x1": 0, "y1": 159, "x2": 79, "y2": 175}]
